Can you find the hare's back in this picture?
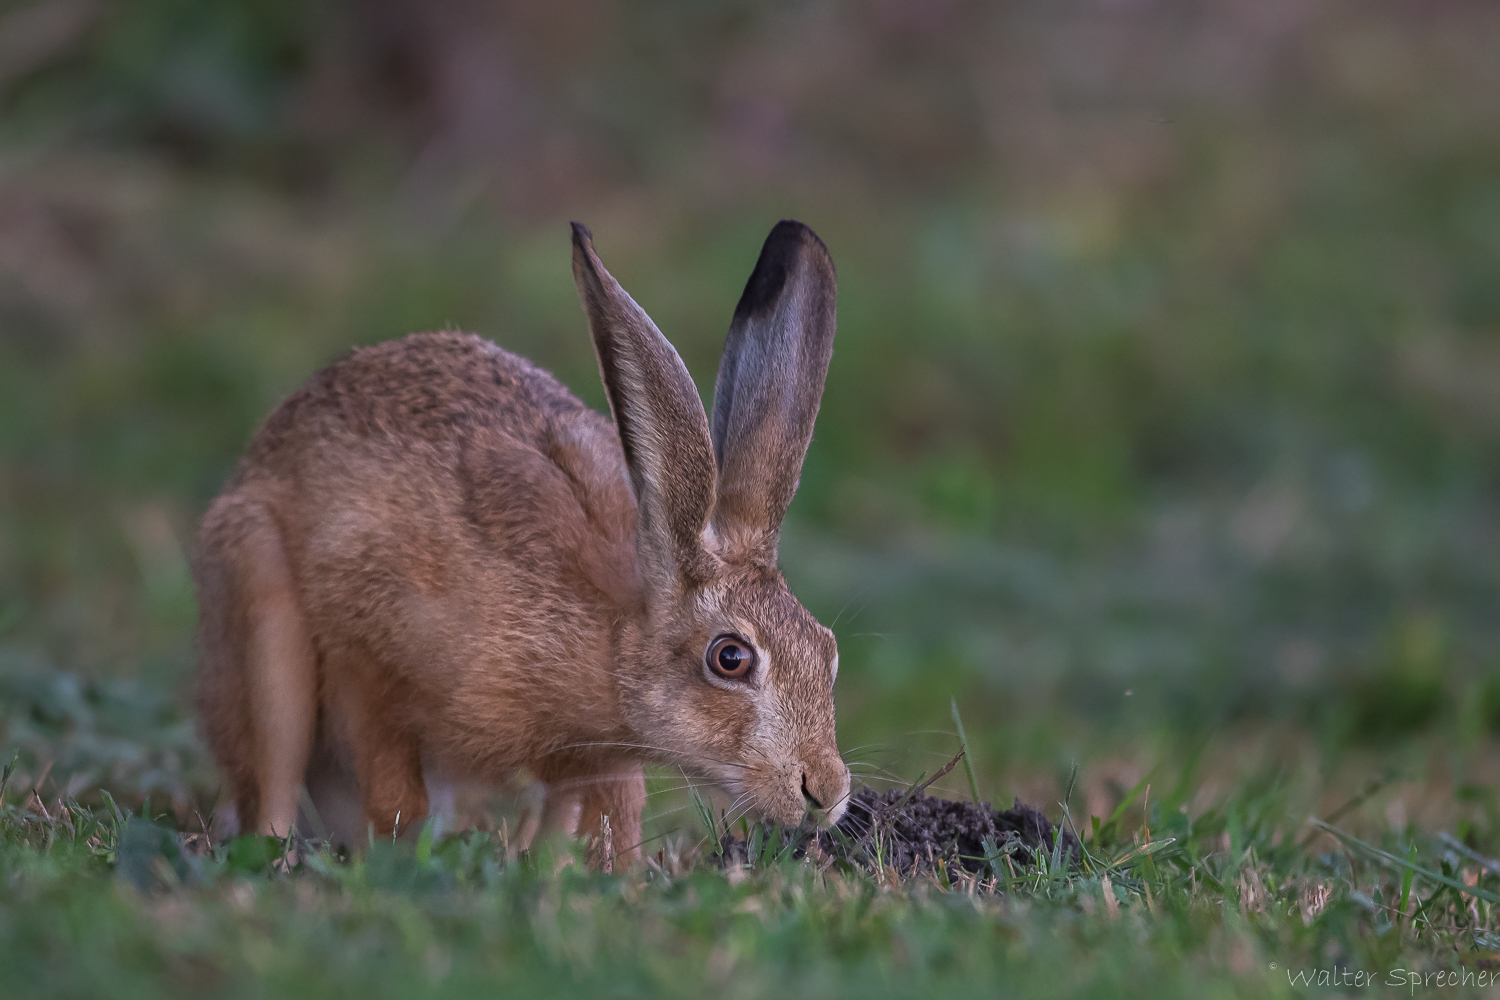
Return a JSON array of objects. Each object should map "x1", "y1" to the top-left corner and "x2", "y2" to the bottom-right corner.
[
  {"x1": 249, "y1": 331, "x2": 603, "y2": 463},
  {"x1": 226, "y1": 332, "x2": 637, "y2": 644}
]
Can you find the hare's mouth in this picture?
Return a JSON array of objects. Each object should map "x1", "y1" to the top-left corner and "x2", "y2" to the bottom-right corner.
[{"x1": 674, "y1": 755, "x2": 819, "y2": 828}]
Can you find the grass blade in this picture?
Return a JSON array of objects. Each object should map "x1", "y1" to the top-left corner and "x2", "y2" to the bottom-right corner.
[
  {"x1": 1102, "y1": 770, "x2": 1156, "y2": 833},
  {"x1": 1399, "y1": 842, "x2": 1416, "y2": 919},
  {"x1": 951, "y1": 699, "x2": 982, "y2": 808},
  {"x1": 1103, "y1": 837, "x2": 1178, "y2": 872},
  {"x1": 1438, "y1": 831, "x2": 1500, "y2": 876},
  {"x1": 1308, "y1": 818, "x2": 1500, "y2": 906},
  {"x1": 689, "y1": 786, "x2": 720, "y2": 854}
]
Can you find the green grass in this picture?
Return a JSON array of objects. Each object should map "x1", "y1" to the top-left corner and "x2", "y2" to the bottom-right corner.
[{"x1": 7, "y1": 746, "x2": 1500, "y2": 999}]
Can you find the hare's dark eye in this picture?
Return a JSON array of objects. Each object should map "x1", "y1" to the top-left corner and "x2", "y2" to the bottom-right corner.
[{"x1": 707, "y1": 635, "x2": 756, "y2": 680}]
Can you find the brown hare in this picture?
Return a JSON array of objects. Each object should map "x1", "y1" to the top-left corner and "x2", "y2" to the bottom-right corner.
[{"x1": 193, "y1": 220, "x2": 850, "y2": 864}]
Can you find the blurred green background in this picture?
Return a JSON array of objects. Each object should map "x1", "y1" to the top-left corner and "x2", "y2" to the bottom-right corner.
[{"x1": 2, "y1": 0, "x2": 1500, "y2": 819}]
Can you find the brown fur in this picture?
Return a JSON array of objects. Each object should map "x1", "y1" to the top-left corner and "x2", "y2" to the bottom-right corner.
[{"x1": 194, "y1": 221, "x2": 849, "y2": 864}]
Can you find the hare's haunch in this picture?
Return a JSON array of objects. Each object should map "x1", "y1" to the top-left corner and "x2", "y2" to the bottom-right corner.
[{"x1": 194, "y1": 221, "x2": 849, "y2": 863}]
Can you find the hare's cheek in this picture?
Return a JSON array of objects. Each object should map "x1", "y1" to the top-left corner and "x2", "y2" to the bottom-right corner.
[
  {"x1": 664, "y1": 683, "x2": 751, "y2": 752},
  {"x1": 712, "y1": 700, "x2": 759, "y2": 757}
]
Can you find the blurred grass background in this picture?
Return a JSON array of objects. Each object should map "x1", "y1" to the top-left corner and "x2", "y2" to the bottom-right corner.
[{"x1": 2, "y1": 0, "x2": 1500, "y2": 825}]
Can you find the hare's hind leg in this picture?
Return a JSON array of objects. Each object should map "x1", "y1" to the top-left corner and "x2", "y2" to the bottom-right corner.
[
  {"x1": 195, "y1": 496, "x2": 318, "y2": 837},
  {"x1": 301, "y1": 734, "x2": 365, "y2": 847},
  {"x1": 321, "y1": 643, "x2": 429, "y2": 839}
]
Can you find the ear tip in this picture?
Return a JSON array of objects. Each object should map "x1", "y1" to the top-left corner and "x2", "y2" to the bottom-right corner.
[
  {"x1": 570, "y1": 221, "x2": 594, "y2": 249},
  {"x1": 733, "y1": 219, "x2": 834, "y2": 321},
  {"x1": 767, "y1": 219, "x2": 830, "y2": 260}
]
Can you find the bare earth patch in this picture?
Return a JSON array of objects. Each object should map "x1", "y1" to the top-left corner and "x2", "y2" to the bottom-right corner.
[{"x1": 720, "y1": 787, "x2": 1080, "y2": 877}]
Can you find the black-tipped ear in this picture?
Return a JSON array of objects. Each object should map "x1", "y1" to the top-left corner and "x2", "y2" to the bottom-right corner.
[
  {"x1": 571, "y1": 223, "x2": 717, "y2": 592},
  {"x1": 709, "y1": 220, "x2": 837, "y2": 565}
]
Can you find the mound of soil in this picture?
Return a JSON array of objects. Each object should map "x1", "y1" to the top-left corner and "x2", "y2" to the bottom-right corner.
[
  {"x1": 719, "y1": 787, "x2": 1080, "y2": 878},
  {"x1": 825, "y1": 787, "x2": 1079, "y2": 876}
]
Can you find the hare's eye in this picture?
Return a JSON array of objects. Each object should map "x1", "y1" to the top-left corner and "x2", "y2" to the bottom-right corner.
[{"x1": 707, "y1": 635, "x2": 756, "y2": 680}]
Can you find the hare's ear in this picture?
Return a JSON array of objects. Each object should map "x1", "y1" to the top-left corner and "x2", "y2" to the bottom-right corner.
[
  {"x1": 572, "y1": 223, "x2": 717, "y2": 594},
  {"x1": 709, "y1": 220, "x2": 836, "y2": 565}
]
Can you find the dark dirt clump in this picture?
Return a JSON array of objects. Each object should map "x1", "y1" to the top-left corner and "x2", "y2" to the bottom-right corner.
[
  {"x1": 719, "y1": 787, "x2": 1080, "y2": 879},
  {"x1": 828, "y1": 787, "x2": 1080, "y2": 876}
]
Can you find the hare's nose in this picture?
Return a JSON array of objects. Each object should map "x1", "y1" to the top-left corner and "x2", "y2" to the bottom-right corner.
[
  {"x1": 800, "y1": 765, "x2": 850, "y2": 825},
  {"x1": 801, "y1": 772, "x2": 823, "y2": 810}
]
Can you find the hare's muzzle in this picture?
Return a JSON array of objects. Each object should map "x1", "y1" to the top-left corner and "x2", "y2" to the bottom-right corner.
[{"x1": 798, "y1": 757, "x2": 851, "y2": 827}]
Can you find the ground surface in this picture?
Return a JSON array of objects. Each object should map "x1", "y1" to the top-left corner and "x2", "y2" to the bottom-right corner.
[{"x1": 7, "y1": 730, "x2": 1500, "y2": 999}]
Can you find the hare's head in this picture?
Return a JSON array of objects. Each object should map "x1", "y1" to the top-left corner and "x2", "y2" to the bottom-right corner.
[{"x1": 572, "y1": 220, "x2": 850, "y2": 827}]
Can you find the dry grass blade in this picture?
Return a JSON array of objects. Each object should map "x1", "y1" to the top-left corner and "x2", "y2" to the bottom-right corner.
[{"x1": 907, "y1": 750, "x2": 965, "y2": 801}]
